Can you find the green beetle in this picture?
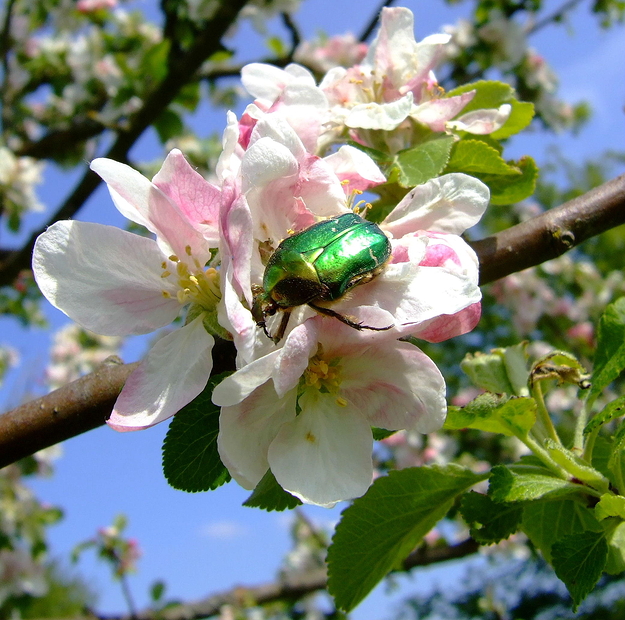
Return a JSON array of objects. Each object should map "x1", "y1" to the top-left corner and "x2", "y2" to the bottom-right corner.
[{"x1": 252, "y1": 212, "x2": 393, "y2": 343}]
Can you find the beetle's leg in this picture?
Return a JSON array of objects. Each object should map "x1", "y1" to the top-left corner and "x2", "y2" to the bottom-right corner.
[
  {"x1": 309, "y1": 303, "x2": 393, "y2": 332},
  {"x1": 271, "y1": 309, "x2": 292, "y2": 343}
]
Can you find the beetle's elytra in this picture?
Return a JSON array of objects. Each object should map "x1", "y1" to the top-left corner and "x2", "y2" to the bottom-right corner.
[{"x1": 252, "y1": 213, "x2": 393, "y2": 343}]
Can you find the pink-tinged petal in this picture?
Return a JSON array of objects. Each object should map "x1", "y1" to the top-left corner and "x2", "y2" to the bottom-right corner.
[
  {"x1": 336, "y1": 258, "x2": 481, "y2": 337},
  {"x1": 217, "y1": 383, "x2": 296, "y2": 489},
  {"x1": 152, "y1": 149, "x2": 221, "y2": 246},
  {"x1": 268, "y1": 391, "x2": 373, "y2": 506},
  {"x1": 33, "y1": 221, "x2": 180, "y2": 336},
  {"x1": 107, "y1": 316, "x2": 214, "y2": 431},
  {"x1": 344, "y1": 94, "x2": 413, "y2": 130},
  {"x1": 412, "y1": 302, "x2": 482, "y2": 343},
  {"x1": 211, "y1": 349, "x2": 281, "y2": 407},
  {"x1": 448, "y1": 103, "x2": 512, "y2": 134},
  {"x1": 297, "y1": 156, "x2": 349, "y2": 217},
  {"x1": 323, "y1": 145, "x2": 386, "y2": 192},
  {"x1": 411, "y1": 92, "x2": 475, "y2": 131},
  {"x1": 335, "y1": 339, "x2": 447, "y2": 433},
  {"x1": 382, "y1": 173, "x2": 490, "y2": 237},
  {"x1": 90, "y1": 158, "x2": 209, "y2": 264},
  {"x1": 273, "y1": 319, "x2": 319, "y2": 397}
]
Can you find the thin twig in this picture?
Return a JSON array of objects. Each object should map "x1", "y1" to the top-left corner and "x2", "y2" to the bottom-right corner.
[
  {"x1": 0, "y1": 0, "x2": 251, "y2": 289},
  {"x1": 358, "y1": 0, "x2": 396, "y2": 43},
  {"x1": 281, "y1": 12, "x2": 301, "y2": 55},
  {"x1": 25, "y1": 539, "x2": 478, "y2": 620},
  {"x1": 0, "y1": 0, "x2": 18, "y2": 137}
]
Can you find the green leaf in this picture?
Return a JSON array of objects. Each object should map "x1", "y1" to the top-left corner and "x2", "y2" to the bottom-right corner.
[
  {"x1": 585, "y1": 394, "x2": 625, "y2": 435},
  {"x1": 605, "y1": 521, "x2": 625, "y2": 574},
  {"x1": 446, "y1": 139, "x2": 521, "y2": 176},
  {"x1": 595, "y1": 493, "x2": 625, "y2": 520},
  {"x1": 608, "y1": 421, "x2": 625, "y2": 477},
  {"x1": 551, "y1": 530, "x2": 608, "y2": 610},
  {"x1": 393, "y1": 136, "x2": 455, "y2": 187},
  {"x1": 460, "y1": 344, "x2": 529, "y2": 396},
  {"x1": 460, "y1": 491, "x2": 522, "y2": 544},
  {"x1": 162, "y1": 373, "x2": 231, "y2": 492},
  {"x1": 522, "y1": 499, "x2": 603, "y2": 563},
  {"x1": 590, "y1": 297, "x2": 625, "y2": 404},
  {"x1": 444, "y1": 395, "x2": 536, "y2": 437},
  {"x1": 243, "y1": 470, "x2": 301, "y2": 511},
  {"x1": 489, "y1": 465, "x2": 580, "y2": 503},
  {"x1": 478, "y1": 156, "x2": 539, "y2": 205},
  {"x1": 327, "y1": 465, "x2": 483, "y2": 612},
  {"x1": 446, "y1": 80, "x2": 515, "y2": 112},
  {"x1": 372, "y1": 427, "x2": 397, "y2": 441},
  {"x1": 154, "y1": 108, "x2": 184, "y2": 143}
]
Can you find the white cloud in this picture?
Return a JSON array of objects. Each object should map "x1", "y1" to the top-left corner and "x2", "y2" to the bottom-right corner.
[{"x1": 199, "y1": 520, "x2": 249, "y2": 540}]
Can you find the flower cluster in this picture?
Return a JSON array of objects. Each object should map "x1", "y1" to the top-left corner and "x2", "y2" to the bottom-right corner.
[
  {"x1": 33, "y1": 7, "x2": 492, "y2": 507},
  {"x1": 45, "y1": 323, "x2": 122, "y2": 391}
]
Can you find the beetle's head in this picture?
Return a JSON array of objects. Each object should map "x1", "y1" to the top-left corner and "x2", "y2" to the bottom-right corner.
[{"x1": 251, "y1": 285, "x2": 277, "y2": 324}]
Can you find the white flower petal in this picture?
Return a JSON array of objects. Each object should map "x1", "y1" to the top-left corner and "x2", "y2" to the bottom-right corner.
[
  {"x1": 339, "y1": 340, "x2": 447, "y2": 433},
  {"x1": 268, "y1": 391, "x2": 373, "y2": 506},
  {"x1": 382, "y1": 173, "x2": 490, "y2": 237},
  {"x1": 90, "y1": 157, "x2": 209, "y2": 263},
  {"x1": 211, "y1": 349, "x2": 281, "y2": 406},
  {"x1": 323, "y1": 145, "x2": 386, "y2": 191},
  {"x1": 107, "y1": 316, "x2": 214, "y2": 430},
  {"x1": 218, "y1": 383, "x2": 296, "y2": 489},
  {"x1": 241, "y1": 137, "x2": 299, "y2": 193},
  {"x1": 344, "y1": 93, "x2": 413, "y2": 130},
  {"x1": 273, "y1": 319, "x2": 319, "y2": 397},
  {"x1": 33, "y1": 221, "x2": 180, "y2": 335},
  {"x1": 448, "y1": 103, "x2": 512, "y2": 134}
]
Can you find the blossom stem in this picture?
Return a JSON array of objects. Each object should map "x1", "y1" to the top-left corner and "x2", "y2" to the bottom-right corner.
[
  {"x1": 521, "y1": 433, "x2": 569, "y2": 479},
  {"x1": 531, "y1": 380, "x2": 561, "y2": 445}
]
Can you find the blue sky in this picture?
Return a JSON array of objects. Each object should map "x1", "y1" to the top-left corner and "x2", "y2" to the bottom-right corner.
[{"x1": 2, "y1": 0, "x2": 625, "y2": 617}]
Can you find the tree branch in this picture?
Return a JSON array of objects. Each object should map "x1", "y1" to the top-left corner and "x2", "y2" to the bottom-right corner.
[
  {"x1": 28, "y1": 538, "x2": 478, "y2": 620},
  {"x1": 472, "y1": 173, "x2": 625, "y2": 285},
  {"x1": 0, "y1": 0, "x2": 251, "y2": 289},
  {"x1": 0, "y1": 337, "x2": 236, "y2": 469},
  {"x1": 1, "y1": 174, "x2": 624, "y2": 468}
]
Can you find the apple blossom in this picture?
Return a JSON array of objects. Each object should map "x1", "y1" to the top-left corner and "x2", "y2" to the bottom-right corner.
[
  {"x1": 240, "y1": 7, "x2": 511, "y2": 154},
  {"x1": 33, "y1": 149, "x2": 226, "y2": 431},
  {"x1": 213, "y1": 317, "x2": 447, "y2": 507}
]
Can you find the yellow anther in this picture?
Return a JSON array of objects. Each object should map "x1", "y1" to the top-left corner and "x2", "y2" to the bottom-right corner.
[
  {"x1": 161, "y1": 271, "x2": 171, "y2": 278},
  {"x1": 336, "y1": 397, "x2": 348, "y2": 407},
  {"x1": 169, "y1": 254, "x2": 179, "y2": 262},
  {"x1": 162, "y1": 291, "x2": 171, "y2": 298},
  {"x1": 185, "y1": 245, "x2": 192, "y2": 256}
]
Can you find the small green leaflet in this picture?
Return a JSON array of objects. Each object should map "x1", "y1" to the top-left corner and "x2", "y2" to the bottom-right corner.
[
  {"x1": 243, "y1": 470, "x2": 301, "y2": 511},
  {"x1": 446, "y1": 139, "x2": 521, "y2": 176},
  {"x1": 488, "y1": 465, "x2": 580, "y2": 503},
  {"x1": 521, "y1": 499, "x2": 603, "y2": 563},
  {"x1": 162, "y1": 372, "x2": 232, "y2": 492},
  {"x1": 589, "y1": 297, "x2": 625, "y2": 405},
  {"x1": 477, "y1": 156, "x2": 538, "y2": 205},
  {"x1": 444, "y1": 395, "x2": 536, "y2": 437},
  {"x1": 595, "y1": 493, "x2": 625, "y2": 520},
  {"x1": 551, "y1": 530, "x2": 608, "y2": 610},
  {"x1": 393, "y1": 136, "x2": 454, "y2": 187},
  {"x1": 584, "y1": 394, "x2": 625, "y2": 435},
  {"x1": 327, "y1": 465, "x2": 484, "y2": 612},
  {"x1": 460, "y1": 491, "x2": 522, "y2": 544}
]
